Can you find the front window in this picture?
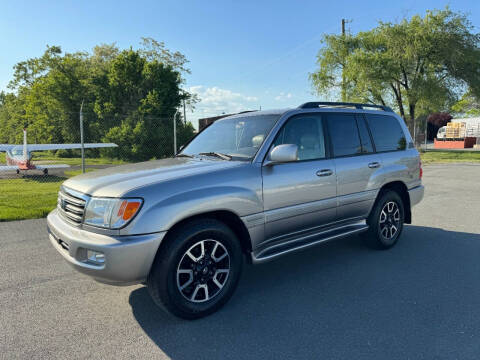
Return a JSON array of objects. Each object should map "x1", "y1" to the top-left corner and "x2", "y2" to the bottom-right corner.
[
  {"x1": 181, "y1": 114, "x2": 280, "y2": 160},
  {"x1": 11, "y1": 148, "x2": 24, "y2": 156}
]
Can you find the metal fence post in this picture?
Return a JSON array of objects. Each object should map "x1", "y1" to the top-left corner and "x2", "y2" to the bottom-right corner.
[
  {"x1": 173, "y1": 109, "x2": 178, "y2": 155},
  {"x1": 424, "y1": 116, "x2": 427, "y2": 152},
  {"x1": 80, "y1": 100, "x2": 85, "y2": 173}
]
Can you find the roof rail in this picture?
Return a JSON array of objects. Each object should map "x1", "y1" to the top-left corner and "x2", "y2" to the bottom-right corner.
[{"x1": 298, "y1": 102, "x2": 393, "y2": 112}]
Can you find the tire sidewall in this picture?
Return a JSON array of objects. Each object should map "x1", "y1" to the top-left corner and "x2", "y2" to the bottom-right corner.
[
  {"x1": 160, "y1": 221, "x2": 243, "y2": 318},
  {"x1": 371, "y1": 191, "x2": 405, "y2": 248}
]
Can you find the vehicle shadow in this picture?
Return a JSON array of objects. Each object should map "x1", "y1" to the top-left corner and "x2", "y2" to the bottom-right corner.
[{"x1": 129, "y1": 225, "x2": 480, "y2": 360}]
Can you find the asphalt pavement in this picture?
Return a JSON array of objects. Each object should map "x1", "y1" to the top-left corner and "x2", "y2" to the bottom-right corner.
[{"x1": 1, "y1": 163, "x2": 480, "y2": 359}]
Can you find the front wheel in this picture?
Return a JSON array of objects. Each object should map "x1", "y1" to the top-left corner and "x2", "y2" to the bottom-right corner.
[
  {"x1": 147, "y1": 218, "x2": 243, "y2": 319},
  {"x1": 363, "y1": 190, "x2": 405, "y2": 249}
]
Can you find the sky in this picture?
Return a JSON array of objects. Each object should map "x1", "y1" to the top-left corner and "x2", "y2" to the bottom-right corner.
[{"x1": 1, "y1": 0, "x2": 479, "y2": 129}]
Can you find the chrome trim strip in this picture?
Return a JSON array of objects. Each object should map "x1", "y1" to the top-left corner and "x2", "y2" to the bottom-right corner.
[
  {"x1": 59, "y1": 192, "x2": 85, "y2": 207},
  {"x1": 57, "y1": 186, "x2": 90, "y2": 225},
  {"x1": 65, "y1": 204, "x2": 84, "y2": 215}
]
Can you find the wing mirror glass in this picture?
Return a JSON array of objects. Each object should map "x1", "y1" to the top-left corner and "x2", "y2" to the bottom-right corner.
[{"x1": 265, "y1": 144, "x2": 298, "y2": 165}]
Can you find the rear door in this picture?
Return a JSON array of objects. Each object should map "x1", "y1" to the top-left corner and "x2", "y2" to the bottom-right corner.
[
  {"x1": 261, "y1": 113, "x2": 337, "y2": 242},
  {"x1": 326, "y1": 112, "x2": 383, "y2": 221},
  {"x1": 365, "y1": 113, "x2": 414, "y2": 187}
]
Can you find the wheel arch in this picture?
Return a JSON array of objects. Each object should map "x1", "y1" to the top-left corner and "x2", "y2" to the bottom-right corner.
[
  {"x1": 158, "y1": 210, "x2": 253, "y2": 260},
  {"x1": 375, "y1": 181, "x2": 411, "y2": 223}
]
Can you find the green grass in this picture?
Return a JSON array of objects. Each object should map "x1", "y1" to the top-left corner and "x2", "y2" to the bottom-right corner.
[
  {"x1": 0, "y1": 158, "x2": 114, "y2": 221},
  {"x1": 420, "y1": 150, "x2": 480, "y2": 164},
  {"x1": 0, "y1": 168, "x2": 99, "y2": 221},
  {"x1": 0, "y1": 176, "x2": 65, "y2": 221}
]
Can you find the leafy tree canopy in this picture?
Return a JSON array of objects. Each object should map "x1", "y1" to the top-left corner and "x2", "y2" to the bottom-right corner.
[
  {"x1": 451, "y1": 90, "x2": 480, "y2": 117},
  {"x1": 0, "y1": 39, "x2": 196, "y2": 160},
  {"x1": 310, "y1": 8, "x2": 480, "y2": 134}
]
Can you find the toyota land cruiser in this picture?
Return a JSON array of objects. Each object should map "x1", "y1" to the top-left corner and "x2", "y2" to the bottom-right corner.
[{"x1": 47, "y1": 102, "x2": 424, "y2": 319}]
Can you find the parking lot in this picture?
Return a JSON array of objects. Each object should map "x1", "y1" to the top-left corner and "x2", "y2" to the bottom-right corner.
[{"x1": 1, "y1": 163, "x2": 479, "y2": 360}]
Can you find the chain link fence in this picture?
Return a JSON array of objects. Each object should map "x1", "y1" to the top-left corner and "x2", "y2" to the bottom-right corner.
[{"x1": 0, "y1": 115, "x2": 195, "y2": 221}]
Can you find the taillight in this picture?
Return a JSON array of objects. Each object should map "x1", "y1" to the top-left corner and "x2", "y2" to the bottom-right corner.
[{"x1": 419, "y1": 160, "x2": 423, "y2": 180}]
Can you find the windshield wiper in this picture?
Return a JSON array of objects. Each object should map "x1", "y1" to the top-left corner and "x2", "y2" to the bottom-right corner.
[
  {"x1": 198, "y1": 152, "x2": 232, "y2": 160},
  {"x1": 175, "y1": 153, "x2": 194, "y2": 158}
]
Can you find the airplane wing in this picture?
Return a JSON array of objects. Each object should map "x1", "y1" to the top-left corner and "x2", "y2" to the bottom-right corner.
[
  {"x1": 35, "y1": 164, "x2": 70, "y2": 169},
  {"x1": 0, "y1": 165, "x2": 20, "y2": 171},
  {"x1": 27, "y1": 143, "x2": 117, "y2": 151},
  {"x1": 0, "y1": 145, "x2": 16, "y2": 152}
]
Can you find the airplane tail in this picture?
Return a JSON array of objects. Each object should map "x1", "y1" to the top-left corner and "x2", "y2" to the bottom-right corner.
[{"x1": 23, "y1": 128, "x2": 28, "y2": 161}]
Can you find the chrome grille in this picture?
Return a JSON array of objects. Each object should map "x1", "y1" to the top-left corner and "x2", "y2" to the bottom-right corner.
[{"x1": 57, "y1": 187, "x2": 88, "y2": 225}]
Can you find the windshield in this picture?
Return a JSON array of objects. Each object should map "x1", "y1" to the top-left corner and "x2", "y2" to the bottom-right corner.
[
  {"x1": 181, "y1": 114, "x2": 280, "y2": 160},
  {"x1": 11, "y1": 148, "x2": 24, "y2": 156}
]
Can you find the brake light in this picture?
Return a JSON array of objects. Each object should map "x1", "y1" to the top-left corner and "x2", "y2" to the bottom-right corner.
[{"x1": 419, "y1": 160, "x2": 423, "y2": 180}]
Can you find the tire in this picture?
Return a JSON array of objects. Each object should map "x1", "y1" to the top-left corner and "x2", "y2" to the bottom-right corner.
[
  {"x1": 147, "y1": 218, "x2": 243, "y2": 319},
  {"x1": 363, "y1": 190, "x2": 405, "y2": 250}
]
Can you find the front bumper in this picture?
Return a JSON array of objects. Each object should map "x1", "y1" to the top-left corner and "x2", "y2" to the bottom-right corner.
[
  {"x1": 47, "y1": 209, "x2": 166, "y2": 285},
  {"x1": 408, "y1": 185, "x2": 424, "y2": 207}
]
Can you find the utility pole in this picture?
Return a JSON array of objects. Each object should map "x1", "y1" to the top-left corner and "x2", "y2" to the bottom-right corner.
[
  {"x1": 341, "y1": 19, "x2": 346, "y2": 102},
  {"x1": 341, "y1": 18, "x2": 352, "y2": 102},
  {"x1": 80, "y1": 100, "x2": 85, "y2": 174}
]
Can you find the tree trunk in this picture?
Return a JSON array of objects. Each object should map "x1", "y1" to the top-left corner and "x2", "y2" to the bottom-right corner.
[
  {"x1": 390, "y1": 82, "x2": 406, "y2": 121},
  {"x1": 409, "y1": 103, "x2": 416, "y2": 143}
]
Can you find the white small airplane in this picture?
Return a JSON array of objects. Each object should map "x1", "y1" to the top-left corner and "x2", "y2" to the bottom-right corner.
[{"x1": 0, "y1": 129, "x2": 117, "y2": 174}]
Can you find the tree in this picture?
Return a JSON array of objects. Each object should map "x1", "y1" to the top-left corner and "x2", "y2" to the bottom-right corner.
[
  {"x1": 0, "y1": 39, "x2": 196, "y2": 160},
  {"x1": 310, "y1": 8, "x2": 480, "y2": 136},
  {"x1": 99, "y1": 50, "x2": 188, "y2": 160},
  {"x1": 451, "y1": 90, "x2": 480, "y2": 117}
]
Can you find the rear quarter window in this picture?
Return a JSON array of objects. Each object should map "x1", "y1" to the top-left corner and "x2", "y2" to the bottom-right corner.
[{"x1": 366, "y1": 114, "x2": 407, "y2": 152}]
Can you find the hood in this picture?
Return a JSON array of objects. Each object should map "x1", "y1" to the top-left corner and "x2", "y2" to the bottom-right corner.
[{"x1": 63, "y1": 157, "x2": 244, "y2": 197}]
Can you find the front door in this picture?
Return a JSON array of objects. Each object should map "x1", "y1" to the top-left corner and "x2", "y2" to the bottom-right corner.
[{"x1": 261, "y1": 113, "x2": 337, "y2": 243}]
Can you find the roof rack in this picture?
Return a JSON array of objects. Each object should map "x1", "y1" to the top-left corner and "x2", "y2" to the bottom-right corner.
[{"x1": 298, "y1": 102, "x2": 393, "y2": 112}]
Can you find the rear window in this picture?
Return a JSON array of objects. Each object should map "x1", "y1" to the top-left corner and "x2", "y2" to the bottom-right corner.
[{"x1": 366, "y1": 114, "x2": 407, "y2": 152}]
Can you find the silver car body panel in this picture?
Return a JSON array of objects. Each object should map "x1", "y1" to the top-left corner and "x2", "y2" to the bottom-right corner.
[
  {"x1": 47, "y1": 208, "x2": 166, "y2": 284},
  {"x1": 48, "y1": 106, "x2": 424, "y2": 285},
  {"x1": 262, "y1": 158, "x2": 337, "y2": 243}
]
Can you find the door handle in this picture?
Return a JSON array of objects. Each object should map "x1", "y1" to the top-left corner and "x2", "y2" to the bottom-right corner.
[
  {"x1": 316, "y1": 169, "x2": 333, "y2": 177},
  {"x1": 368, "y1": 162, "x2": 380, "y2": 169}
]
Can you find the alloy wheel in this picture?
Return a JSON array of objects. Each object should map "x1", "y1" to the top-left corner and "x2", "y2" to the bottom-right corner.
[
  {"x1": 176, "y1": 239, "x2": 230, "y2": 303},
  {"x1": 379, "y1": 201, "x2": 401, "y2": 240}
]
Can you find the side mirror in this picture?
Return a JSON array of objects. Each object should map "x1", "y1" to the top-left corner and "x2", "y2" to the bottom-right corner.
[{"x1": 265, "y1": 144, "x2": 298, "y2": 166}]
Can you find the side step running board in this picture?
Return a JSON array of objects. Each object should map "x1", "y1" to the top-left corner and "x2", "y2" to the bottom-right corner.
[{"x1": 251, "y1": 222, "x2": 369, "y2": 264}]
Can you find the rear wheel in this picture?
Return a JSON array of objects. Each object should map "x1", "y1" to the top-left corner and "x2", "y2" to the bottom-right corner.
[
  {"x1": 147, "y1": 218, "x2": 243, "y2": 319},
  {"x1": 43, "y1": 168, "x2": 48, "y2": 175},
  {"x1": 363, "y1": 190, "x2": 405, "y2": 249}
]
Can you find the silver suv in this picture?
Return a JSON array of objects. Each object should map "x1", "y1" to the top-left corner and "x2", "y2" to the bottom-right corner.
[{"x1": 47, "y1": 102, "x2": 424, "y2": 319}]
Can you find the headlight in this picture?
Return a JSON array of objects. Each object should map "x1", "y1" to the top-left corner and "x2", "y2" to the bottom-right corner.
[{"x1": 84, "y1": 197, "x2": 143, "y2": 229}]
